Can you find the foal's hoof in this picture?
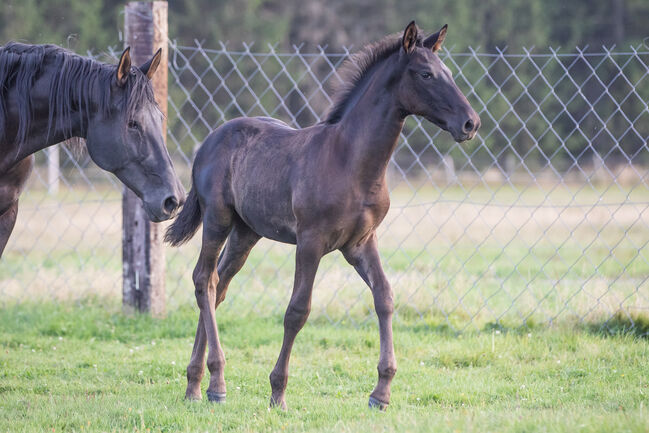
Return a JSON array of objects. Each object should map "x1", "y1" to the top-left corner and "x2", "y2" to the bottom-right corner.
[
  {"x1": 206, "y1": 391, "x2": 226, "y2": 403},
  {"x1": 269, "y1": 396, "x2": 287, "y2": 411},
  {"x1": 184, "y1": 393, "x2": 202, "y2": 401},
  {"x1": 368, "y1": 396, "x2": 389, "y2": 411}
]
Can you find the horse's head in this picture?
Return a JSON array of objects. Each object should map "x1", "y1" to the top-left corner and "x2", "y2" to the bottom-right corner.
[
  {"x1": 396, "y1": 21, "x2": 480, "y2": 143},
  {"x1": 85, "y1": 47, "x2": 185, "y2": 222}
]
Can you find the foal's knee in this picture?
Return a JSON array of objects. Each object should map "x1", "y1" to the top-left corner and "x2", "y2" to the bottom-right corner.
[
  {"x1": 284, "y1": 304, "x2": 310, "y2": 332},
  {"x1": 269, "y1": 369, "x2": 287, "y2": 391}
]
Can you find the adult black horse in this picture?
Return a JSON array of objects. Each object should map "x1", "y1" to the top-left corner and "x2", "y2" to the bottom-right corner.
[
  {"x1": 166, "y1": 22, "x2": 480, "y2": 410},
  {"x1": 0, "y1": 42, "x2": 185, "y2": 257}
]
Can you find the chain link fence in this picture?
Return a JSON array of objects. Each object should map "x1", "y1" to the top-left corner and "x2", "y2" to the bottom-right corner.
[{"x1": 2, "y1": 42, "x2": 649, "y2": 333}]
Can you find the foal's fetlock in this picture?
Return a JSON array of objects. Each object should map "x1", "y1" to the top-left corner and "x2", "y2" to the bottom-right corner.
[
  {"x1": 206, "y1": 375, "x2": 226, "y2": 403},
  {"x1": 369, "y1": 365, "x2": 395, "y2": 410},
  {"x1": 269, "y1": 370, "x2": 288, "y2": 410},
  {"x1": 269, "y1": 393, "x2": 287, "y2": 411},
  {"x1": 206, "y1": 376, "x2": 226, "y2": 403},
  {"x1": 185, "y1": 367, "x2": 204, "y2": 400},
  {"x1": 185, "y1": 380, "x2": 202, "y2": 401},
  {"x1": 185, "y1": 386, "x2": 202, "y2": 401}
]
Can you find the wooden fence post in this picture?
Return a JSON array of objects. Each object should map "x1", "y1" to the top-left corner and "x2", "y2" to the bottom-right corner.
[{"x1": 122, "y1": 1, "x2": 168, "y2": 316}]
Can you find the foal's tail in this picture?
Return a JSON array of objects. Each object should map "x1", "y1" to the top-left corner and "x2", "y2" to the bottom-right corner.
[{"x1": 164, "y1": 184, "x2": 202, "y2": 246}]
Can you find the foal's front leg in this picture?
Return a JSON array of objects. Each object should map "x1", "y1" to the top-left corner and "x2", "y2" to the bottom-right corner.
[
  {"x1": 269, "y1": 236, "x2": 324, "y2": 410},
  {"x1": 343, "y1": 233, "x2": 396, "y2": 410}
]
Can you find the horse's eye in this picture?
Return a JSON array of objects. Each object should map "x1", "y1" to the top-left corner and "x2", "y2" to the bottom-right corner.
[
  {"x1": 420, "y1": 72, "x2": 433, "y2": 80},
  {"x1": 128, "y1": 120, "x2": 140, "y2": 130}
]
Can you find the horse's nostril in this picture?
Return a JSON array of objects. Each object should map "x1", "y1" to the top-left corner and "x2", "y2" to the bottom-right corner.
[
  {"x1": 464, "y1": 119, "x2": 474, "y2": 133},
  {"x1": 163, "y1": 196, "x2": 179, "y2": 214}
]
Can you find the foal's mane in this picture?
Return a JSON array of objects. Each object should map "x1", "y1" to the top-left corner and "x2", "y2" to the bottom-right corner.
[
  {"x1": 324, "y1": 31, "x2": 422, "y2": 124},
  {"x1": 0, "y1": 42, "x2": 157, "y2": 145}
]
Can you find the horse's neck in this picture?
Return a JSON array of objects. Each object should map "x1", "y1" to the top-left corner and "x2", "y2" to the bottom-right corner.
[
  {"x1": 4, "y1": 65, "x2": 88, "y2": 167},
  {"x1": 336, "y1": 62, "x2": 404, "y2": 184}
]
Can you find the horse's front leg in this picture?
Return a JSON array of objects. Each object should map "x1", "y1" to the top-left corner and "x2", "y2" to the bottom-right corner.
[
  {"x1": 269, "y1": 234, "x2": 324, "y2": 410},
  {"x1": 342, "y1": 232, "x2": 396, "y2": 410},
  {"x1": 0, "y1": 155, "x2": 34, "y2": 258}
]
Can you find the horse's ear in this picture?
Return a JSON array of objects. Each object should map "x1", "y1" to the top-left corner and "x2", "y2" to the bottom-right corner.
[
  {"x1": 116, "y1": 47, "x2": 132, "y2": 86},
  {"x1": 423, "y1": 24, "x2": 448, "y2": 53},
  {"x1": 402, "y1": 21, "x2": 418, "y2": 54},
  {"x1": 140, "y1": 48, "x2": 162, "y2": 80}
]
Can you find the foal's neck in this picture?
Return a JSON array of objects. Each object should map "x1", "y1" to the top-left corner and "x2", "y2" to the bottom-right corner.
[{"x1": 336, "y1": 57, "x2": 404, "y2": 185}]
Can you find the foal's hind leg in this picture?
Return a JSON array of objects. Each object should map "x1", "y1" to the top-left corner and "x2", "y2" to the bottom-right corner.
[
  {"x1": 186, "y1": 221, "x2": 260, "y2": 401},
  {"x1": 0, "y1": 156, "x2": 34, "y2": 258},
  {"x1": 190, "y1": 213, "x2": 231, "y2": 402},
  {"x1": 342, "y1": 233, "x2": 396, "y2": 410}
]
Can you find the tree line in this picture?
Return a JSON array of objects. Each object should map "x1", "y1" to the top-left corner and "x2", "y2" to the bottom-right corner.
[
  {"x1": 2, "y1": 0, "x2": 648, "y2": 170},
  {"x1": 2, "y1": 0, "x2": 648, "y2": 53}
]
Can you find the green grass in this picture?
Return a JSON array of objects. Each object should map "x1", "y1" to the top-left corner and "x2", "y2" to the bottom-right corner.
[{"x1": 1, "y1": 300, "x2": 648, "y2": 432}]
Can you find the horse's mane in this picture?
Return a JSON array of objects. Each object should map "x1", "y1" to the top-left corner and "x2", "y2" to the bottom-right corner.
[
  {"x1": 0, "y1": 42, "x2": 157, "y2": 145},
  {"x1": 324, "y1": 30, "x2": 422, "y2": 124}
]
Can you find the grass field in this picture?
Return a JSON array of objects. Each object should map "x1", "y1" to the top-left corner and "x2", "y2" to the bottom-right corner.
[
  {"x1": 2, "y1": 167, "x2": 649, "y2": 432},
  {"x1": 1, "y1": 300, "x2": 648, "y2": 433}
]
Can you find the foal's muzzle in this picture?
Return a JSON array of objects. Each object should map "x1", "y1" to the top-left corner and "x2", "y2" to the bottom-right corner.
[{"x1": 451, "y1": 110, "x2": 481, "y2": 142}]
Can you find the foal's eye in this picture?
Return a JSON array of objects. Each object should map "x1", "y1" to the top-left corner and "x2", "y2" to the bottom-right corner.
[
  {"x1": 128, "y1": 120, "x2": 140, "y2": 130},
  {"x1": 420, "y1": 72, "x2": 433, "y2": 80}
]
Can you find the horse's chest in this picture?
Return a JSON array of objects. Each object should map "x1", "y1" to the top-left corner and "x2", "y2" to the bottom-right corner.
[
  {"x1": 357, "y1": 198, "x2": 389, "y2": 231},
  {"x1": 335, "y1": 188, "x2": 389, "y2": 244}
]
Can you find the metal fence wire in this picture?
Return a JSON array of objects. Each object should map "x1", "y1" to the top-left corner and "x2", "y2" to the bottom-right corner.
[{"x1": 2, "y1": 42, "x2": 649, "y2": 333}]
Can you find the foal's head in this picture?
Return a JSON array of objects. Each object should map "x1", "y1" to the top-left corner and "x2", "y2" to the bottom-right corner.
[
  {"x1": 85, "y1": 48, "x2": 185, "y2": 222},
  {"x1": 395, "y1": 21, "x2": 480, "y2": 142}
]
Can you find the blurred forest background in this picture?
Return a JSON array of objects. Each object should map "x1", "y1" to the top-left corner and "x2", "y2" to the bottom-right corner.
[
  {"x1": 1, "y1": 0, "x2": 648, "y2": 170},
  {"x1": 1, "y1": 0, "x2": 648, "y2": 53}
]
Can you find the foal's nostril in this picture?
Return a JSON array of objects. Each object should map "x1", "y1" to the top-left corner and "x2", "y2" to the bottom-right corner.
[
  {"x1": 163, "y1": 196, "x2": 179, "y2": 214},
  {"x1": 463, "y1": 119, "x2": 475, "y2": 133}
]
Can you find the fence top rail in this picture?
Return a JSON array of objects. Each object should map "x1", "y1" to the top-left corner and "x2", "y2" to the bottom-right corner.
[{"x1": 170, "y1": 41, "x2": 649, "y2": 58}]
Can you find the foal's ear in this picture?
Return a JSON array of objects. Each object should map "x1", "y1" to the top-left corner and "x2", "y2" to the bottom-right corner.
[
  {"x1": 140, "y1": 48, "x2": 162, "y2": 80},
  {"x1": 402, "y1": 21, "x2": 419, "y2": 54},
  {"x1": 116, "y1": 47, "x2": 132, "y2": 86},
  {"x1": 423, "y1": 24, "x2": 448, "y2": 53}
]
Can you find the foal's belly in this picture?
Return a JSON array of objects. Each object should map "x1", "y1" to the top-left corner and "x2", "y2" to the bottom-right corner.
[
  {"x1": 233, "y1": 185, "x2": 298, "y2": 244},
  {"x1": 230, "y1": 144, "x2": 299, "y2": 244},
  {"x1": 239, "y1": 206, "x2": 297, "y2": 245}
]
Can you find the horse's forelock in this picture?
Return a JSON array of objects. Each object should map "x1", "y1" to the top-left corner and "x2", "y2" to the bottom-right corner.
[{"x1": 121, "y1": 68, "x2": 162, "y2": 124}]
